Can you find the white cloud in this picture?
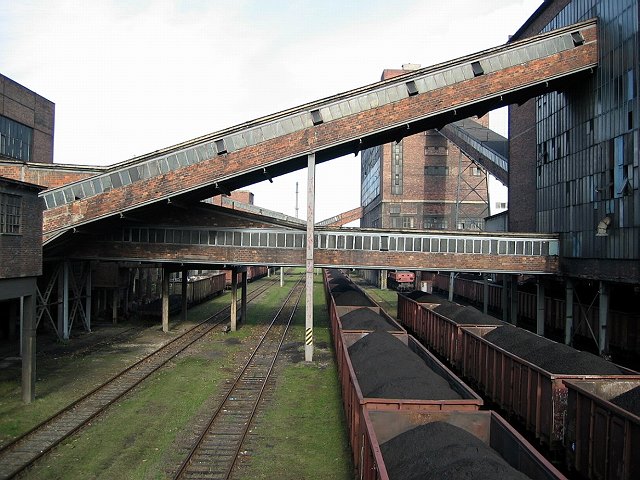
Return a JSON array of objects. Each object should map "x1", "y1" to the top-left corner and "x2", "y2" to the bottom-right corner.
[{"x1": 1, "y1": 0, "x2": 541, "y2": 220}]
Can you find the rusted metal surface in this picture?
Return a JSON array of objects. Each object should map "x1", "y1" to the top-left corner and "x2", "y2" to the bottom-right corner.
[
  {"x1": 339, "y1": 333, "x2": 483, "y2": 478},
  {"x1": 564, "y1": 379, "x2": 640, "y2": 480},
  {"x1": 458, "y1": 326, "x2": 640, "y2": 449},
  {"x1": 361, "y1": 410, "x2": 567, "y2": 480}
]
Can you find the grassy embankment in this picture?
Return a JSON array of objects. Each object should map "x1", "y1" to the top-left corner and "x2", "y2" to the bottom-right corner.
[{"x1": 14, "y1": 272, "x2": 352, "y2": 479}]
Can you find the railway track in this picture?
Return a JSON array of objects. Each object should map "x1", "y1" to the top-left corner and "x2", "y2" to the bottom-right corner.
[
  {"x1": 174, "y1": 277, "x2": 305, "y2": 480},
  {"x1": 0, "y1": 277, "x2": 278, "y2": 480}
]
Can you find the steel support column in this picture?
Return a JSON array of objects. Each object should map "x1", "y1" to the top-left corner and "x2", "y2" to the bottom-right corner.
[
  {"x1": 162, "y1": 268, "x2": 169, "y2": 332},
  {"x1": 181, "y1": 269, "x2": 188, "y2": 323},
  {"x1": 21, "y1": 292, "x2": 36, "y2": 403},
  {"x1": 565, "y1": 279, "x2": 574, "y2": 345},
  {"x1": 536, "y1": 280, "x2": 545, "y2": 335},
  {"x1": 501, "y1": 276, "x2": 509, "y2": 322},
  {"x1": 112, "y1": 288, "x2": 119, "y2": 325},
  {"x1": 483, "y1": 276, "x2": 489, "y2": 315},
  {"x1": 510, "y1": 275, "x2": 519, "y2": 326},
  {"x1": 231, "y1": 269, "x2": 238, "y2": 331},
  {"x1": 598, "y1": 281, "x2": 609, "y2": 355},
  {"x1": 448, "y1": 273, "x2": 455, "y2": 302},
  {"x1": 305, "y1": 153, "x2": 315, "y2": 362},
  {"x1": 85, "y1": 263, "x2": 92, "y2": 331},
  {"x1": 241, "y1": 271, "x2": 247, "y2": 324},
  {"x1": 58, "y1": 261, "x2": 70, "y2": 340}
]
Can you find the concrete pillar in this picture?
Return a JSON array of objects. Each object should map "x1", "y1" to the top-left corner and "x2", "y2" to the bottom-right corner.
[
  {"x1": 448, "y1": 272, "x2": 455, "y2": 302},
  {"x1": 483, "y1": 276, "x2": 489, "y2": 315},
  {"x1": 564, "y1": 279, "x2": 574, "y2": 345},
  {"x1": 162, "y1": 268, "x2": 169, "y2": 332},
  {"x1": 280, "y1": 267, "x2": 284, "y2": 287},
  {"x1": 241, "y1": 271, "x2": 248, "y2": 324},
  {"x1": 181, "y1": 269, "x2": 188, "y2": 323},
  {"x1": 305, "y1": 152, "x2": 316, "y2": 362},
  {"x1": 267, "y1": 267, "x2": 270, "y2": 278},
  {"x1": 380, "y1": 270, "x2": 387, "y2": 290},
  {"x1": 536, "y1": 279, "x2": 545, "y2": 335},
  {"x1": 21, "y1": 293, "x2": 36, "y2": 403},
  {"x1": 85, "y1": 264, "x2": 92, "y2": 331},
  {"x1": 230, "y1": 270, "x2": 238, "y2": 331},
  {"x1": 501, "y1": 276, "x2": 509, "y2": 322},
  {"x1": 510, "y1": 275, "x2": 519, "y2": 326},
  {"x1": 598, "y1": 281, "x2": 609, "y2": 355},
  {"x1": 414, "y1": 271, "x2": 422, "y2": 291}
]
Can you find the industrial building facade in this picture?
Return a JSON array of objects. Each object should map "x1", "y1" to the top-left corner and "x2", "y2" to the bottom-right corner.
[
  {"x1": 510, "y1": 0, "x2": 639, "y2": 279},
  {"x1": 361, "y1": 67, "x2": 490, "y2": 232}
]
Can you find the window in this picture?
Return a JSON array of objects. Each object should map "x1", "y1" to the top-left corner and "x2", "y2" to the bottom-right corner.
[
  {"x1": 389, "y1": 204, "x2": 401, "y2": 215},
  {"x1": 1, "y1": 193, "x2": 21, "y2": 234},
  {"x1": 424, "y1": 216, "x2": 448, "y2": 229},
  {"x1": 470, "y1": 166, "x2": 482, "y2": 176},
  {"x1": 0, "y1": 115, "x2": 33, "y2": 161},
  {"x1": 425, "y1": 166, "x2": 449, "y2": 176},
  {"x1": 391, "y1": 141, "x2": 403, "y2": 194}
]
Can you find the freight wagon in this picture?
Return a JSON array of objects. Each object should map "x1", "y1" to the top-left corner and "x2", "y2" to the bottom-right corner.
[
  {"x1": 386, "y1": 270, "x2": 415, "y2": 291},
  {"x1": 323, "y1": 269, "x2": 562, "y2": 479},
  {"x1": 396, "y1": 289, "x2": 640, "y2": 480},
  {"x1": 432, "y1": 273, "x2": 640, "y2": 359},
  {"x1": 360, "y1": 409, "x2": 566, "y2": 480},
  {"x1": 139, "y1": 272, "x2": 226, "y2": 318},
  {"x1": 224, "y1": 266, "x2": 268, "y2": 288}
]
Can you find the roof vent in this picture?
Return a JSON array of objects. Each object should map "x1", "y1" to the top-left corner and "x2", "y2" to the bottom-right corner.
[
  {"x1": 310, "y1": 109, "x2": 323, "y2": 126},
  {"x1": 471, "y1": 61, "x2": 484, "y2": 77},
  {"x1": 571, "y1": 31, "x2": 584, "y2": 46}
]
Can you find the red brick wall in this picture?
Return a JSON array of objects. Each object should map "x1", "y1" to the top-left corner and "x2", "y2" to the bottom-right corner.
[
  {"x1": 43, "y1": 25, "x2": 597, "y2": 235},
  {"x1": 0, "y1": 180, "x2": 43, "y2": 278},
  {"x1": 0, "y1": 162, "x2": 102, "y2": 189},
  {"x1": 67, "y1": 240, "x2": 558, "y2": 274},
  {"x1": 1, "y1": 74, "x2": 55, "y2": 164}
]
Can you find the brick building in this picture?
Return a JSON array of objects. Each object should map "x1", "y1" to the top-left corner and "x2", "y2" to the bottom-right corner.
[
  {"x1": 1, "y1": 73, "x2": 55, "y2": 164},
  {"x1": 0, "y1": 176, "x2": 44, "y2": 403},
  {"x1": 361, "y1": 66, "x2": 490, "y2": 233}
]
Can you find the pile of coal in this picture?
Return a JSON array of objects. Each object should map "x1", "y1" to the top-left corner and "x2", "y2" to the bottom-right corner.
[
  {"x1": 484, "y1": 326, "x2": 623, "y2": 375},
  {"x1": 340, "y1": 308, "x2": 400, "y2": 331},
  {"x1": 380, "y1": 421, "x2": 529, "y2": 480},
  {"x1": 333, "y1": 290, "x2": 375, "y2": 306},
  {"x1": 610, "y1": 385, "x2": 640, "y2": 417},
  {"x1": 348, "y1": 331, "x2": 460, "y2": 399}
]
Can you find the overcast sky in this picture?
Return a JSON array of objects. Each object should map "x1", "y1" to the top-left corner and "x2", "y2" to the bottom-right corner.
[{"x1": 0, "y1": 0, "x2": 542, "y2": 222}]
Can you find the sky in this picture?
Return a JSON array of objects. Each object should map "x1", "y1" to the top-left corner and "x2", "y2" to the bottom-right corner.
[{"x1": 0, "y1": 0, "x2": 542, "y2": 222}]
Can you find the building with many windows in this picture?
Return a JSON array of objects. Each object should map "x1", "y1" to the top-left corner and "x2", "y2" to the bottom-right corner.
[
  {"x1": 506, "y1": 0, "x2": 639, "y2": 357},
  {"x1": 360, "y1": 66, "x2": 491, "y2": 232},
  {"x1": 1, "y1": 73, "x2": 55, "y2": 164}
]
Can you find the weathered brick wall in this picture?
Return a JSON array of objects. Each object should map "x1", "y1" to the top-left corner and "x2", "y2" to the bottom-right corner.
[
  {"x1": 43, "y1": 25, "x2": 597, "y2": 235},
  {"x1": 0, "y1": 162, "x2": 101, "y2": 189},
  {"x1": 67, "y1": 239, "x2": 558, "y2": 274},
  {"x1": 1, "y1": 74, "x2": 55, "y2": 164},
  {"x1": 0, "y1": 180, "x2": 43, "y2": 278}
]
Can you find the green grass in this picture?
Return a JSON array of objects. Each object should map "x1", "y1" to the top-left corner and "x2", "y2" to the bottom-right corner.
[
  {"x1": 0, "y1": 289, "x2": 237, "y2": 447},
  {"x1": 233, "y1": 274, "x2": 352, "y2": 479},
  {"x1": 7, "y1": 273, "x2": 352, "y2": 479}
]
